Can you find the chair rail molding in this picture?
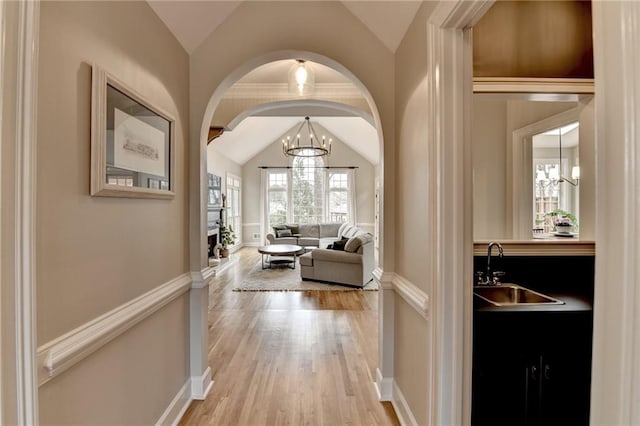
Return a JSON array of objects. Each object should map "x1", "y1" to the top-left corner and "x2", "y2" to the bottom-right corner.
[
  {"x1": 391, "y1": 274, "x2": 429, "y2": 320},
  {"x1": 37, "y1": 274, "x2": 192, "y2": 386}
]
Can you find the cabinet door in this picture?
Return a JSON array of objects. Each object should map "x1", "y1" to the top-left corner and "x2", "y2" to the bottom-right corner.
[
  {"x1": 538, "y1": 312, "x2": 592, "y2": 426},
  {"x1": 473, "y1": 312, "x2": 531, "y2": 425},
  {"x1": 473, "y1": 311, "x2": 592, "y2": 426}
]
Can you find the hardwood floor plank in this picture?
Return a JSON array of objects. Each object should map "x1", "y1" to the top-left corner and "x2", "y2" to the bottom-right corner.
[{"x1": 180, "y1": 248, "x2": 399, "y2": 425}]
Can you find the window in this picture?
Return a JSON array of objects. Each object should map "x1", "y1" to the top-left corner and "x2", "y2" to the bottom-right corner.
[
  {"x1": 267, "y1": 172, "x2": 288, "y2": 228},
  {"x1": 532, "y1": 122, "x2": 579, "y2": 233},
  {"x1": 264, "y1": 157, "x2": 354, "y2": 229},
  {"x1": 533, "y1": 161, "x2": 561, "y2": 232},
  {"x1": 107, "y1": 175, "x2": 133, "y2": 186},
  {"x1": 226, "y1": 174, "x2": 241, "y2": 246},
  {"x1": 328, "y1": 172, "x2": 349, "y2": 223},
  {"x1": 291, "y1": 152, "x2": 324, "y2": 224}
]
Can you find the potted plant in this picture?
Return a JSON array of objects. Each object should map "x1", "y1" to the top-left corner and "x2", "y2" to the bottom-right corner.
[
  {"x1": 545, "y1": 209, "x2": 577, "y2": 234},
  {"x1": 220, "y1": 226, "x2": 236, "y2": 257}
]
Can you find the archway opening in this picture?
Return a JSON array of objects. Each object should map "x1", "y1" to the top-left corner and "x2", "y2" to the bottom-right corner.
[{"x1": 189, "y1": 52, "x2": 391, "y2": 418}]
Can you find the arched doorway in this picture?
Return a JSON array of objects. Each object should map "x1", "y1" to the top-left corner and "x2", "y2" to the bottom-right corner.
[{"x1": 188, "y1": 50, "x2": 391, "y2": 405}]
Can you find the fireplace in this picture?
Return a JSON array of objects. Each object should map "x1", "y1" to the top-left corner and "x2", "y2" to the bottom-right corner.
[{"x1": 207, "y1": 207, "x2": 224, "y2": 257}]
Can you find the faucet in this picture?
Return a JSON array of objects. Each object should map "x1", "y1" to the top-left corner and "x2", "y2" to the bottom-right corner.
[{"x1": 477, "y1": 241, "x2": 504, "y2": 285}]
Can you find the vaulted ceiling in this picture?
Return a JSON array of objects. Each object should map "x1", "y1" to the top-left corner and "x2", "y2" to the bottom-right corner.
[
  {"x1": 146, "y1": 1, "x2": 420, "y2": 166},
  {"x1": 147, "y1": 1, "x2": 422, "y2": 54}
]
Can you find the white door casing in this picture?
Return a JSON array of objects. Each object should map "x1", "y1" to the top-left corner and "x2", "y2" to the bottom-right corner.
[
  {"x1": 591, "y1": 2, "x2": 640, "y2": 424},
  {"x1": 425, "y1": 1, "x2": 493, "y2": 424},
  {"x1": 0, "y1": 0, "x2": 40, "y2": 423}
]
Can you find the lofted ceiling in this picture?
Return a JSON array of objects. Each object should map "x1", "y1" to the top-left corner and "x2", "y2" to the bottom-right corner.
[
  {"x1": 211, "y1": 116, "x2": 379, "y2": 165},
  {"x1": 147, "y1": 1, "x2": 422, "y2": 54},
  {"x1": 146, "y1": 1, "x2": 409, "y2": 168}
]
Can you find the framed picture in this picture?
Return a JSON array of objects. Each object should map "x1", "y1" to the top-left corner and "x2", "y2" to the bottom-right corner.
[{"x1": 91, "y1": 64, "x2": 175, "y2": 199}]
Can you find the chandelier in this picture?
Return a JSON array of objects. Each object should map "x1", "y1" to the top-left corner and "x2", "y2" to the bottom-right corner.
[{"x1": 282, "y1": 117, "x2": 332, "y2": 158}]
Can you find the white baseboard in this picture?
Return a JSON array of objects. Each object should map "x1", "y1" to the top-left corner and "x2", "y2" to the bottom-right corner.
[
  {"x1": 375, "y1": 368, "x2": 393, "y2": 401},
  {"x1": 392, "y1": 380, "x2": 419, "y2": 426},
  {"x1": 191, "y1": 366, "x2": 213, "y2": 400},
  {"x1": 155, "y1": 379, "x2": 192, "y2": 426},
  {"x1": 155, "y1": 367, "x2": 214, "y2": 425},
  {"x1": 242, "y1": 242, "x2": 261, "y2": 247}
]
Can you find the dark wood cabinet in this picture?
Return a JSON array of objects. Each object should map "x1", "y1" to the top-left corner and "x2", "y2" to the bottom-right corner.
[{"x1": 472, "y1": 310, "x2": 592, "y2": 426}]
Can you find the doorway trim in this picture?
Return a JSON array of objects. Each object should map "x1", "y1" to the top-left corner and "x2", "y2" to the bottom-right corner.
[
  {"x1": 192, "y1": 49, "x2": 389, "y2": 406},
  {"x1": 425, "y1": 1, "x2": 493, "y2": 424},
  {"x1": 0, "y1": 0, "x2": 40, "y2": 423}
]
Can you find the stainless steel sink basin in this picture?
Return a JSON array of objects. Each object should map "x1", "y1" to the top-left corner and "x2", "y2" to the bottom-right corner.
[{"x1": 474, "y1": 284, "x2": 564, "y2": 306}]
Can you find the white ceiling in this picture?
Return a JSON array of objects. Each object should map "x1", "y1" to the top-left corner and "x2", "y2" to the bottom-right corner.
[
  {"x1": 533, "y1": 126, "x2": 579, "y2": 149},
  {"x1": 211, "y1": 116, "x2": 379, "y2": 165},
  {"x1": 147, "y1": 1, "x2": 422, "y2": 54}
]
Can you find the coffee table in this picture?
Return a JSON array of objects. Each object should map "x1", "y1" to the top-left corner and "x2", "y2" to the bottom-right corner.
[{"x1": 258, "y1": 244, "x2": 303, "y2": 269}]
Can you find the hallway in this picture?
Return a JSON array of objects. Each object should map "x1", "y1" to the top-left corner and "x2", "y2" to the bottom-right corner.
[{"x1": 180, "y1": 248, "x2": 398, "y2": 425}]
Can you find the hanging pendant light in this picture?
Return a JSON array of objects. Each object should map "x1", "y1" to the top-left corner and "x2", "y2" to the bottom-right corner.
[{"x1": 288, "y1": 60, "x2": 315, "y2": 96}]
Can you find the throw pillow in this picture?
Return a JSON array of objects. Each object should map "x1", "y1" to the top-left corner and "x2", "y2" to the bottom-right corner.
[
  {"x1": 345, "y1": 233, "x2": 373, "y2": 253},
  {"x1": 272, "y1": 224, "x2": 288, "y2": 234},
  {"x1": 331, "y1": 237, "x2": 349, "y2": 251},
  {"x1": 287, "y1": 224, "x2": 300, "y2": 234},
  {"x1": 276, "y1": 229, "x2": 292, "y2": 238}
]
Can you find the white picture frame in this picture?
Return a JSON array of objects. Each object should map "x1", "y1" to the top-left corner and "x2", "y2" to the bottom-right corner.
[{"x1": 91, "y1": 64, "x2": 175, "y2": 199}]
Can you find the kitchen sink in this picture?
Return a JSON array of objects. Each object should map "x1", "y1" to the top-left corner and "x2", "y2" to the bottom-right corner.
[{"x1": 474, "y1": 284, "x2": 565, "y2": 306}]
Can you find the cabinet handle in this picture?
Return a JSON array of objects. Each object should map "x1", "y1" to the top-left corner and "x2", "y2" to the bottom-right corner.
[
  {"x1": 530, "y1": 365, "x2": 539, "y2": 381},
  {"x1": 544, "y1": 364, "x2": 552, "y2": 380}
]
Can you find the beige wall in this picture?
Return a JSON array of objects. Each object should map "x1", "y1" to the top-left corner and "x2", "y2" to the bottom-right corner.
[
  {"x1": 189, "y1": 0, "x2": 395, "y2": 270},
  {"x1": 241, "y1": 125, "x2": 376, "y2": 243},
  {"x1": 393, "y1": 2, "x2": 438, "y2": 425},
  {"x1": 472, "y1": 100, "x2": 507, "y2": 239},
  {"x1": 37, "y1": 2, "x2": 190, "y2": 423},
  {"x1": 207, "y1": 147, "x2": 242, "y2": 201}
]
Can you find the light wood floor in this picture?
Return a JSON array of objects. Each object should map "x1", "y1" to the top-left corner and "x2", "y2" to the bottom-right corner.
[{"x1": 179, "y1": 247, "x2": 399, "y2": 425}]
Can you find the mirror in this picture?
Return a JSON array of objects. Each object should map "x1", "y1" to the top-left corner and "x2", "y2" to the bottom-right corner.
[{"x1": 472, "y1": 93, "x2": 595, "y2": 241}]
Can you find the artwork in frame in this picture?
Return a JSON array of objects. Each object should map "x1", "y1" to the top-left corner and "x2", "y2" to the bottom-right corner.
[{"x1": 91, "y1": 64, "x2": 175, "y2": 199}]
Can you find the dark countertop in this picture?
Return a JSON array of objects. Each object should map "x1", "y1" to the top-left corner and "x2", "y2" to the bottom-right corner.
[{"x1": 474, "y1": 292, "x2": 592, "y2": 313}]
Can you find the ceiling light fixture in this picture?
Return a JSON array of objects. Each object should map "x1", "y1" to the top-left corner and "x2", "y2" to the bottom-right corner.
[
  {"x1": 288, "y1": 60, "x2": 315, "y2": 96},
  {"x1": 282, "y1": 117, "x2": 331, "y2": 158}
]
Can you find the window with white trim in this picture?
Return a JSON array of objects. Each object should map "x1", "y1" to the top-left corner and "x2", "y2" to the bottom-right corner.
[
  {"x1": 226, "y1": 173, "x2": 241, "y2": 245},
  {"x1": 327, "y1": 171, "x2": 349, "y2": 223},
  {"x1": 291, "y1": 152, "x2": 324, "y2": 224},
  {"x1": 265, "y1": 157, "x2": 354, "y2": 229},
  {"x1": 267, "y1": 171, "x2": 288, "y2": 228}
]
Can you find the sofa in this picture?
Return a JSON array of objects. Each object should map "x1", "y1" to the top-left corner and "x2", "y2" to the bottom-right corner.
[
  {"x1": 299, "y1": 228, "x2": 374, "y2": 287},
  {"x1": 266, "y1": 222, "x2": 361, "y2": 248}
]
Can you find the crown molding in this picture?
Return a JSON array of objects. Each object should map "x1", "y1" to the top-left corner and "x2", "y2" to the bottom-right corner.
[
  {"x1": 223, "y1": 82, "x2": 364, "y2": 100},
  {"x1": 473, "y1": 77, "x2": 595, "y2": 94}
]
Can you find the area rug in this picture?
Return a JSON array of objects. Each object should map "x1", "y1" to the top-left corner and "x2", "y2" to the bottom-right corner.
[{"x1": 233, "y1": 261, "x2": 378, "y2": 292}]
